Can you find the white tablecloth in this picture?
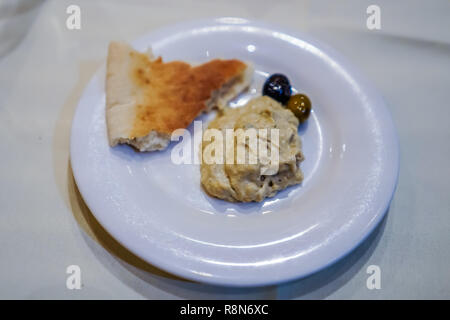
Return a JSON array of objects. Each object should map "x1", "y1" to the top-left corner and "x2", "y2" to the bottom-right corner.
[{"x1": 0, "y1": 0, "x2": 449, "y2": 299}]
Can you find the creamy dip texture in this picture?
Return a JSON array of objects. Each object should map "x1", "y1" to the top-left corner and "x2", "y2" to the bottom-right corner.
[{"x1": 200, "y1": 96, "x2": 304, "y2": 202}]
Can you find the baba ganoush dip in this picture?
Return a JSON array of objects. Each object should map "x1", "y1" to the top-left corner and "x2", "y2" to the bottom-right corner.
[{"x1": 200, "y1": 96, "x2": 304, "y2": 202}]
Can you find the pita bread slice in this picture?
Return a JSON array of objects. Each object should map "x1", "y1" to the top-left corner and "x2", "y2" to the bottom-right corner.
[{"x1": 105, "y1": 41, "x2": 253, "y2": 152}]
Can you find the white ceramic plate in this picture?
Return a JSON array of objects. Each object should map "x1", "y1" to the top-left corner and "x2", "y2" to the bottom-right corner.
[{"x1": 70, "y1": 18, "x2": 399, "y2": 287}]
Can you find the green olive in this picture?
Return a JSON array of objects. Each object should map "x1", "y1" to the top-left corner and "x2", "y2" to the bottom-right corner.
[{"x1": 287, "y1": 94, "x2": 311, "y2": 123}]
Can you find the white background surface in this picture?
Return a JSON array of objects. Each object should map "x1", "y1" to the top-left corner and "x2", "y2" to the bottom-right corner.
[{"x1": 0, "y1": 0, "x2": 449, "y2": 299}]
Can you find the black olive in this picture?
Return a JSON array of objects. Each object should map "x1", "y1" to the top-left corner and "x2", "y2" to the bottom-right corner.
[
  {"x1": 287, "y1": 94, "x2": 311, "y2": 123},
  {"x1": 262, "y1": 73, "x2": 291, "y2": 104}
]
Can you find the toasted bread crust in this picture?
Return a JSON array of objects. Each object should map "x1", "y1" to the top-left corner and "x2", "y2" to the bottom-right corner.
[
  {"x1": 105, "y1": 41, "x2": 251, "y2": 151},
  {"x1": 129, "y1": 53, "x2": 247, "y2": 137}
]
